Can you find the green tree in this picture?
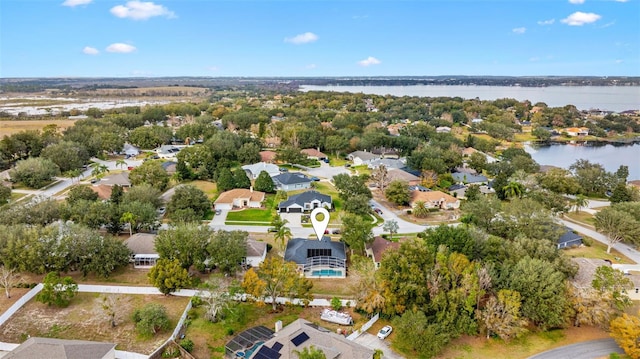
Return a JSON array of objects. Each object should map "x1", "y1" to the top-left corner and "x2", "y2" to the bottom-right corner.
[
  {"x1": 110, "y1": 184, "x2": 124, "y2": 204},
  {"x1": 167, "y1": 185, "x2": 211, "y2": 222},
  {"x1": 155, "y1": 224, "x2": 211, "y2": 269},
  {"x1": 237, "y1": 142, "x2": 261, "y2": 165},
  {"x1": 115, "y1": 158, "x2": 127, "y2": 169},
  {"x1": 121, "y1": 211, "x2": 136, "y2": 236},
  {"x1": 481, "y1": 289, "x2": 528, "y2": 341},
  {"x1": 594, "y1": 207, "x2": 640, "y2": 253},
  {"x1": 340, "y1": 213, "x2": 373, "y2": 255},
  {"x1": 176, "y1": 144, "x2": 215, "y2": 180},
  {"x1": 9, "y1": 157, "x2": 60, "y2": 188},
  {"x1": 122, "y1": 184, "x2": 163, "y2": 209},
  {"x1": 343, "y1": 194, "x2": 372, "y2": 215},
  {"x1": 271, "y1": 215, "x2": 292, "y2": 250},
  {"x1": 503, "y1": 181, "x2": 524, "y2": 199},
  {"x1": 66, "y1": 185, "x2": 98, "y2": 204},
  {"x1": 128, "y1": 126, "x2": 172, "y2": 149},
  {"x1": 129, "y1": 161, "x2": 169, "y2": 191},
  {"x1": 254, "y1": 171, "x2": 275, "y2": 193},
  {"x1": 537, "y1": 168, "x2": 582, "y2": 195},
  {"x1": 465, "y1": 184, "x2": 481, "y2": 201},
  {"x1": 385, "y1": 180, "x2": 411, "y2": 205},
  {"x1": 610, "y1": 182, "x2": 632, "y2": 204},
  {"x1": 591, "y1": 266, "x2": 633, "y2": 311},
  {"x1": 294, "y1": 346, "x2": 327, "y2": 359},
  {"x1": 132, "y1": 303, "x2": 171, "y2": 337},
  {"x1": 574, "y1": 194, "x2": 588, "y2": 213},
  {"x1": 570, "y1": 159, "x2": 614, "y2": 196},
  {"x1": 207, "y1": 230, "x2": 248, "y2": 275},
  {"x1": 41, "y1": 140, "x2": 89, "y2": 173},
  {"x1": 332, "y1": 173, "x2": 372, "y2": 200},
  {"x1": 90, "y1": 162, "x2": 109, "y2": 179},
  {"x1": 233, "y1": 170, "x2": 251, "y2": 189},
  {"x1": 0, "y1": 185, "x2": 11, "y2": 205},
  {"x1": 383, "y1": 220, "x2": 399, "y2": 241},
  {"x1": 216, "y1": 167, "x2": 235, "y2": 192},
  {"x1": 392, "y1": 310, "x2": 450, "y2": 358},
  {"x1": 148, "y1": 258, "x2": 191, "y2": 295},
  {"x1": 35, "y1": 272, "x2": 78, "y2": 307},
  {"x1": 467, "y1": 152, "x2": 488, "y2": 173},
  {"x1": 241, "y1": 257, "x2": 312, "y2": 310}
]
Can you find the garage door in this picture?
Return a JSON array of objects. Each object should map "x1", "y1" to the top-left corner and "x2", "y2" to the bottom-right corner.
[{"x1": 287, "y1": 207, "x2": 303, "y2": 213}]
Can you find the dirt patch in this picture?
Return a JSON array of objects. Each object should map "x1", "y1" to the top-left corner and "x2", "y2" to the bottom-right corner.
[
  {"x1": 0, "y1": 292, "x2": 189, "y2": 354},
  {"x1": 0, "y1": 288, "x2": 32, "y2": 315},
  {"x1": 372, "y1": 189, "x2": 460, "y2": 226}
]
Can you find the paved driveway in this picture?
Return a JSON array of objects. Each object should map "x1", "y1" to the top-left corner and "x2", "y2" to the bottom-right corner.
[
  {"x1": 353, "y1": 333, "x2": 404, "y2": 359},
  {"x1": 528, "y1": 338, "x2": 623, "y2": 359},
  {"x1": 279, "y1": 212, "x2": 302, "y2": 227},
  {"x1": 305, "y1": 162, "x2": 350, "y2": 179}
]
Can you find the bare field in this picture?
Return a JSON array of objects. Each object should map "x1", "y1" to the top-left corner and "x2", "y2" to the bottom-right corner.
[
  {"x1": 87, "y1": 86, "x2": 210, "y2": 98},
  {"x1": 0, "y1": 292, "x2": 190, "y2": 354},
  {"x1": 0, "y1": 119, "x2": 77, "y2": 136}
]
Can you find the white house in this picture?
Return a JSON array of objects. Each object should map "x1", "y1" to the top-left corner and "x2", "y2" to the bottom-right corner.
[
  {"x1": 156, "y1": 145, "x2": 181, "y2": 159},
  {"x1": 214, "y1": 188, "x2": 265, "y2": 210},
  {"x1": 244, "y1": 238, "x2": 267, "y2": 267},
  {"x1": 241, "y1": 162, "x2": 280, "y2": 179},
  {"x1": 122, "y1": 143, "x2": 140, "y2": 157},
  {"x1": 347, "y1": 151, "x2": 379, "y2": 166}
]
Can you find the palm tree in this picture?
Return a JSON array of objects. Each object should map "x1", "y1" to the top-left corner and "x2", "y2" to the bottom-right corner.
[
  {"x1": 90, "y1": 163, "x2": 109, "y2": 179},
  {"x1": 271, "y1": 215, "x2": 292, "y2": 250},
  {"x1": 413, "y1": 201, "x2": 429, "y2": 218},
  {"x1": 115, "y1": 159, "x2": 127, "y2": 169},
  {"x1": 574, "y1": 194, "x2": 588, "y2": 213},
  {"x1": 503, "y1": 181, "x2": 524, "y2": 199},
  {"x1": 120, "y1": 211, "x2": 137, "y2": 236}
]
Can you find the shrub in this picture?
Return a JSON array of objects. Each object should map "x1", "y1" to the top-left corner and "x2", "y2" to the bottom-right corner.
[
  {"x1": 180, "y1": 339, "x2": 194, "y2": 353},
  {"x1": 132, "y1": 303, "x2": 171, "y2": 337},
  {"x1": 331, "y1": 297, "x2": 342, "y2": 311}
]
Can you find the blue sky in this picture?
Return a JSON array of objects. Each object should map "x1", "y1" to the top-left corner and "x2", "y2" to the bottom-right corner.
[{"x1": 1, "y1": 0, "x2": 638, "y2": 77}]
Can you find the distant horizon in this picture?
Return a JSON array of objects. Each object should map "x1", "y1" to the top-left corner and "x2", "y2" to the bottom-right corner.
[
  {"x1": 2, "y1": 1, "x2": 638, "y2": 77},
  {"x1": 2, "y1": 75, "x2": 640, "y2": 80}
]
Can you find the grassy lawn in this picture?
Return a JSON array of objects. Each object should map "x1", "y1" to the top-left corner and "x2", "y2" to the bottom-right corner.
[
  {"x1": 0, "y1": 292, "x2": 189, "y2": 354},
  {"x1": 185, "y1": 303, "x2": 366, "y2": 359},
  {"x1": 435, "y1": 326, "x2": 610, "y2": 359},
  {"x1": 514, "y1": 132, "x2": 537, "y2": 142},
  {"x1": 225, "y1": 194, "x2": 276, "y2": 224},
  {"x1": 0, "y1": 119, "x2": 77, "y2": 136},
  {"x1": 188, "y1": 180, "x2": 218, "y2": 200},
  {"x1": 564, "y1": 237, "x2": 634, "y2": 264},
  {"x1": 9, "y1": 192, "x2": 27, "y2": 201},
  {"x1": 565, "y1": 211, "x2": 595, "y2": 226}
]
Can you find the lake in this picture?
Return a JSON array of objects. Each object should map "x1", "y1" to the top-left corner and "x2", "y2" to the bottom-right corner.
[
  {"x1": 524, "y1": 142, "x2": 640, "y2": 181},
  {"x1": 299, "y1": 85, "x2": 640, "y2": 112}
]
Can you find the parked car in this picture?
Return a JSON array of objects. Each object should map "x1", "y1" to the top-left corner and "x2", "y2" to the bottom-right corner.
[
  {"x1": 373, "y1": 207, "x2": 383, "y2": 215},
  {"x1": 310, "y1": 176, "x2": 320, "y2": 181},
  {"x1": 279, "y1": 167, "x2": 289, "y2": 172},
  {"x1": 377, "y1": 325, "x2": 393, "y2": 339},
  {"x1": 322, "y1": 158, "x2": 330, "y2": 163},
  {"x1": 157, "y1": 207, "x2": 166, "y2": 215},
  {"x1": 267, "y1": 227, "x2": 277, "y2": 233},
  {"x1": 215, "y1": 209, "x2": 222, "y2": 215}
]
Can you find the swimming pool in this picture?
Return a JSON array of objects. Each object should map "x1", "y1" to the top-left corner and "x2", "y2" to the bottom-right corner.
[
  {"x1": 236, "y1": 341, "x2": 264, "y2": 358},
  {"x1": 311, "y1": 269, "x2": 343, "y2": 277}
]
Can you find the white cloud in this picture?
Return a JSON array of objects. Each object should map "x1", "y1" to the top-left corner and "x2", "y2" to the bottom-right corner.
[
  {"x1": 110, "y1": 1, "x2": 175, "y2": 20},
  {"x1": 614, "y1": 0, "x2": 629, "y2": 2},
  {"x1": 82, "y1": 46, "x2": 99, "y2": 55},
  {"x1": 537, "y1": 19, "x2": 555, "y2": 25},
  {"x1": 305, "y1": 64, "x2": 317, "y2": 69},
  {"x1": 568, "y1": 0, "x2": 585, "y2": 4},
  {"x1": 512, "y1": 27, "x2": 526, "y2": 34},
  {"x1": 561, "y1": 12, "x2": 601, "y2": 26},
  {"x1": 615, "y1": 59, "x2": 624, "y2": 63},
  {"x1": 358, "y1": 56, "x2": 381, "y2": 67},
  {"x1": 529, "y1": 57, "x2": 540, "y2": 62},
  {"x1": 62, "y1": 0, "x2": 92, "y2": 7},
  {"x1": 106, "y1": 43, "x2": 136, "y2": 53},
  {"x1": 207, "y1": 66, "x2": 219, "y2": 72},
  {"x1": 284, "y1": 32, "x2": 319, "y2": 45}
]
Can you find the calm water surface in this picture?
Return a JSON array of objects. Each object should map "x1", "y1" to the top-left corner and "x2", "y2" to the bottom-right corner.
[
  {"x1": 524, "y1": 142, "x2": 640, "y2": 181},
  {"x1": 300, "y1": 85, "x2": 640, "y2": 112}
]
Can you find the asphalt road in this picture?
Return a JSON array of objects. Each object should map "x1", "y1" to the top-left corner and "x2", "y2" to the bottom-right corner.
[
  {"x1": 353, "y1": 333, "x2": 404, "y2": 359},
  {"x1": 527, "y1": 339, "x2": 624, "y2": 359}
]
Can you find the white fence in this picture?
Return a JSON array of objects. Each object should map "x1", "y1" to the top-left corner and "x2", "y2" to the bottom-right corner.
[
  {"x1": 0, "y1": 284, "x2": 42, "y2": 327},
  {"x1": 346, "y1": 313, "x2": 379, "y2": 341},
  {"x1": 148, "y1": 299, "x2": 193, "y2": 358}
]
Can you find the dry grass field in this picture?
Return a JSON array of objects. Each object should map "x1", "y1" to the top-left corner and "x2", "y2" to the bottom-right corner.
[
  {"x1": 87, "y1": 86, "x2": 209, "y2": 98},
  {"x1": 0, "y1": 119, "x2": 77, "y2": 136},
  {"x1": 0, "y1": 292, "x2": 190, "y2": 354}
]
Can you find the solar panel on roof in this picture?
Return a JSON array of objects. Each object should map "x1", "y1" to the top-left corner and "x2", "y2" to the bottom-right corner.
[
  {"x1": 291, "y1": 332, "x2": 310, "y2": 346},
  {"x1": 271, "y1": 342, "x2": 283, "y2": 352},
  {"x1": 253, "y1": 346, "x2": 281, "y2": 359}
]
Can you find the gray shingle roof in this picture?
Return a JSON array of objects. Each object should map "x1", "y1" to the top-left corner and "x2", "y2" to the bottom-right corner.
[
  {"x1": 273, "y1": 172, "x2": 312, "y2": 186},
  {"x1": 6, "y1": 337, "x2": 116, "y2": 359},
  {"x1": 284, "y1": 237, "x2": 346, "y2": 265},
  {"x1": 278, "y1": 191, "x2": 332, "y2": 208},
  {"x1": 451, "y1": 172, "x2": 488, "y2": 184}
]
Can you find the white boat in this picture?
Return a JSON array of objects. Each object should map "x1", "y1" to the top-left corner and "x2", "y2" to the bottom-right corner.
[{"x1": 320, "y1": 308, "x2": 353, "y2": 325}]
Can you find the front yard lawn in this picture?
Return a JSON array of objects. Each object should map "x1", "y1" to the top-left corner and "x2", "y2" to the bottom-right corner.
[{"x1": 225, "y1": 194, "x2": 276, "y2": 223}]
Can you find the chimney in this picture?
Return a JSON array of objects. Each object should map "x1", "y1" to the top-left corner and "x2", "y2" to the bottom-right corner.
[
  {"x1": 275, "y1": 320, "x2": 283, "y2": 333},
  {"x1": 250, "y1": 186, "x2": 253, "y2": 193}
]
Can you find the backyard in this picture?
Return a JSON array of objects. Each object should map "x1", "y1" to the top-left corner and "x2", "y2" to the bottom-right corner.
[{"x1": 0, "y1": 292, "x2": 190, "y2": 354}]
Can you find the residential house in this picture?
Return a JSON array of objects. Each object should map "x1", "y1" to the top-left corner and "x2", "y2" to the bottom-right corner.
[
  {"x1": 284, "y1": 237, "x2": 346, "y2": 278},
  {"x1": 558, "y1": 228, "x2": 583, "y2": 249},
  {"x1": 365, "y1": 236, "x2": 400, "y2": 269},
  {"x1": 242, "y1": 162, "x2": 280, "y2": 179},
  {"x1": 451, "y1": 172, "x2": 488, "y2": 185},
  {"x1": 244, "y1": 238, "x2": 267, "y2": 267},
  {"x1": 99, "y1": 172, "x2": 131, "y2": 187},
  {"x1": 278, "y1": 190, "x2": 332, "y2": 213},
  {"x1": 565, "y1": 127, "x2": 590, "y2": 137},
  {"x1": 370, "y1": 147, "x2": 400, "y2": 159},
  {"x1": 300, "y1": 148, "x2": 327, "y2": 160},
  {"x1": 471, "y1": 118, "x2": 483, "y2": 124},
  {"x1": 161, "y1": 161, "x2": 177, "y2": 175},
  {"x1": 411, "y1": 190, "x2": 461, "y2": 210},
  {"x1": 122, "y1": 143, "x2": 140, "y2": 157},
  {"x1": 4, "y1": 337, "x2": 116, "y2": 359},
  {"x1": 366, "y1": 158, "x2": 406, "y2": 170},
  {"x1": 436, "y1": 126, "x2": 451, "y2": 133},
  {"x1": 448, "y1": 184, "x2": 467, "y2": 198},
  {"x1": 259, "y1": 150, "x2": 277, "y2": 163},
  {"x1": 214, "y1": 188, "x2": 265, "y2": 210},
  {"x1": 273, "y1": 172, "x2": 313, "y2": 192},
  {"x1": 156, "y1": 145, "x2": 181, "y2": 159},
  {"x1": 90, "y1": 184, "x2": 120, "y2": 200},
  {"x1": 347, "y1": 151, "x2": 379, "y2": 166},
  {"x1": 387, "y1": 168, "x2": 421, "y2": 185},
  {"x1": 124, "y1": 233, "x2": 158, "y2": 268},
  {"x1": 249, "y1": 319, "x2": 374, "y2": 359}
]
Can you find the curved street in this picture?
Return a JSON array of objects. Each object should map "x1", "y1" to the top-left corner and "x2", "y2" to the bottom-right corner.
[{"x1": 527, "y1": 338, "x2": 623, "y2": 359}]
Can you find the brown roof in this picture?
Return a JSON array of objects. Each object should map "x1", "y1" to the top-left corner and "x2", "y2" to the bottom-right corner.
[
  {"x1": 90, "y1": 184, "x2": 114, "y2": 200},
  {"x1": 367, "y1": 236, "x2": 400, "y2": 263},
  {"x1": 6, "y1": 337, "x2": 115, "y2": 359},
  {"x1": 628, "y1": 180, "x2": 640, "y2": 188},
  {"x1": 259, "y1": 151, "x2": 277, "y2": 163},
  {"x1": 300, "y1": 148, "x2": 327, "y2": 158},
  {"x1": 214, "y1": 188, "x2": 265, "y2": 204},
  {"x1": 387, "y1": 168, "x2": 420, "y2": 182},
  {"x1": 411, "y1": 190, "x2": 458, "y2": 204},
  {"x1": 246, "y1": 238, "x2": 267, "y2": 257},
  {"x1": 124, "y1": 233, "x2": 157, "y2": 255}
]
